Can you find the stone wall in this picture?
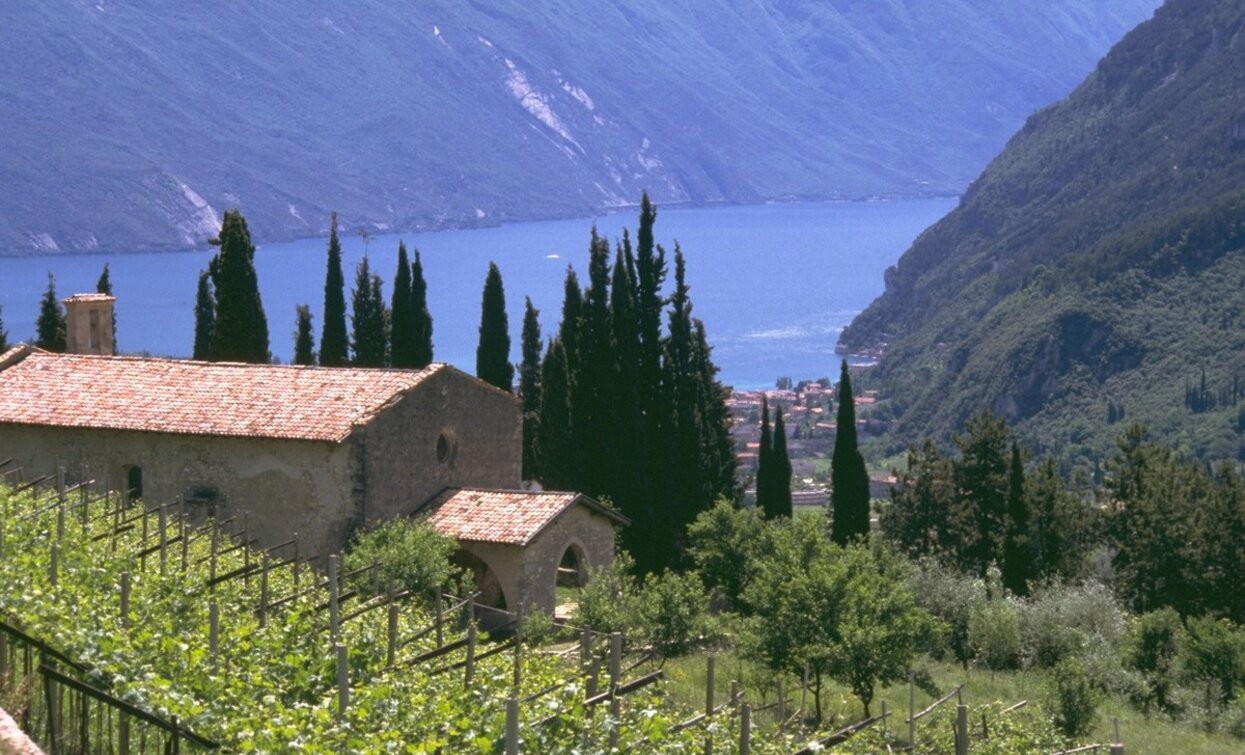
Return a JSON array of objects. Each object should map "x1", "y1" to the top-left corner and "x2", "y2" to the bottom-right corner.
[
  {"x1": 0, "y1": 424, "x2": 356, "y2": 559},
  {"x1": 357, "y1": 367, "x2": 522, "y2": 526}
]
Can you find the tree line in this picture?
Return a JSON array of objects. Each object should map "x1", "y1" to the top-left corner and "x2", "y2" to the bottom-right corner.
[{"x1": 2, "y1": 264, "x2": 117, "y2": 354}]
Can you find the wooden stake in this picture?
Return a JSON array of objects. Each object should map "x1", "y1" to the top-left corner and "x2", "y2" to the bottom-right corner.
[
  {"x1": 119, "y1": 572, "x2": 130, "y2": 629},
  {"x1": 158, "y1": 505, "x2": 168, "y2": 576},
  {"x1": 505, "y1": 697, "x2": 519, "y2": 755},
  {"x1": 336, "y1": 644, "x2": 349, "y2": 720},
  {"x1": 328, "y1": 554, "x2": 340, "y2": 639},
  {"x1": 955, "y1": 704, "x2": 968, "y2": 755},
  {"x1": 435, "y1": 586, "x2": 445, "y2": 648},
  {"x1": 610, "y1": 632, "x2": 622, "y2": 690},
  {"x1": 387, "y1": 601, "x2": 398, "y2": 668},
  {"x1": 465, "y1": 624, "x2": 478, "y2": 687},
  {"x1": 209, "y1": 600, "x2": 219, "y2": 670},
  {"x1": 908, "y1": 668, "x2": 916, "y2": 747},
  {"x1": 740, "y1": 703, "x2": 751, "y2": 755},
  {"x1": 49, "y1": 542, "x2": 58, "y2": 588},
  {"x1": 260, "y1": 552, "x2": 270, "y2": 628}
]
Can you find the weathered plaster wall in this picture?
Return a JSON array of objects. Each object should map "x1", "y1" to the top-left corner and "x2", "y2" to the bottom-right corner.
[
  {"x1": 358, "y1": 367, "x2": 522, "y2": 525},
  {"x1": 0, "y1": 425, "x2": 355, "y2": 558}
]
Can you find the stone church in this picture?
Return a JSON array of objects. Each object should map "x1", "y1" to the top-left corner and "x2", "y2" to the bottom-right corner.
[{"x1": 0, "y1": 295, "x2": 625, "y2": 615}]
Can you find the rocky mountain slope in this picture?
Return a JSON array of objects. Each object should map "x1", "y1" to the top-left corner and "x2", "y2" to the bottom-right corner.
[
  {"x1": 841, "y1": 0, "x2": 1245, "y2": 464},
  {"x1": 0, "y1": 0, "x2": 1157, "y2": 254}
]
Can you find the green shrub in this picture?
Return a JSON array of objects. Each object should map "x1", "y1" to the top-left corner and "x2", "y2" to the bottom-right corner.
[
  {"x1": 1020, "y1": 581, "x2": 1126, "y2": 669},
  {"x1": 1048, "y1": 658, "x2": 1099, "y2": 737},
  {"x1": 969, "y1": 597, "x2": 1022, "y2": 670},
  {"x1": 634, "y1": 569, "x2": 715, "y2": 658},
  {"x1": 344, "y1": 517, "x2": 462, "y2": 598},
  {"x1": 1184, "y1": 616, "x2": 1245, "y2": 704},
  {"x1": 908, "y1": 557, "x2": 986, "y2": 668},
  {"x1": 575, "y1": 551, "x2": 637, "y2": 635},
  {"x1": 1125, "y1": 607, "x2": 1183, "y2": 715}
]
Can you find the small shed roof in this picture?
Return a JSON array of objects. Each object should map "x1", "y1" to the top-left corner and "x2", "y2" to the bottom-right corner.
[
  {"x1": 0, "y1": 345, "x2": 445, "y2": 443},
  {"x1": 419, "y1": 487, "x2": 629, "y2": 546}
]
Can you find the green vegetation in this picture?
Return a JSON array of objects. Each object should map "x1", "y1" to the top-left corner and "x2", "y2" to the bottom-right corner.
[
  {"x1": 349, "y1": 254, "x2": 386, "y2": 367},
  {"x1": 205, "y1": 210, "x2": 269, "y2": 364},
  {"x1": 192, "y1": 270, "x2": 214, "y2": 360},
  {"x1": 319, "y1": 212, "x2": 348, "y2": 367},
  {"x1": 756, "y1": 396, "x2": 793, "y2": 519},
  {"x1": 293, "y1": 304, "x2": 316, "y2": 365},
  {"x1": 34, "y1": 272, "x2": 65, "y2": 352},
  {"x1": 475, "y1": 262, "x2": 513, "y2": 392},
  {"x1": 842, "y1": 0, "x2": 1245, "y2": 469},
  {"x1": 531, "y1": 195, "x2": 737, "y2": 575},
  {"x1": 831, "y1": 360, "x2": 870, "y2": 544},
  {"x1": 519, "y1": 297, "x2": 542, "y2": 481},
  {"x1": 96, "y1": 262, "x2": 116, "y2": 349}
]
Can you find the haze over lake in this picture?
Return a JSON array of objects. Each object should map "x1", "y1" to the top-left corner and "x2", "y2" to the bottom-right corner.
[{"x1": 0, "y1": 198, "x2": 955, "y2": 388}]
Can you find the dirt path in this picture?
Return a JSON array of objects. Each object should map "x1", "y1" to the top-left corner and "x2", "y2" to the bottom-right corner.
[{"x1": 0, "y1": 706, "x2": 43, "y2": 755}]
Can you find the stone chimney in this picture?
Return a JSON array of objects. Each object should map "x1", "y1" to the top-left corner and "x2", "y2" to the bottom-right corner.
[{"x1": 62, "y1": 294, "x2": 116, "y2": 356}]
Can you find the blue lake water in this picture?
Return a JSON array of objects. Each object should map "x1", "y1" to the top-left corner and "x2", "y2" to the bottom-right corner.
[{"x1": 0, "y1": 199, "x2": 955, "y2": 389}]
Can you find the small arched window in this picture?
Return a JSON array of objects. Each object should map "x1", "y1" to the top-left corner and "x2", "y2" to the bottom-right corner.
[
  {"x1": 126, "y1": 466, "x2": 144, "y2": 504},
  {"x1": 436, "y1": 430, "x2": 456, "y2": 465}
]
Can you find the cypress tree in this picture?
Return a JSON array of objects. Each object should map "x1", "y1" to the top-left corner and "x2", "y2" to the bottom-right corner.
[
  {"x1": 1003, "y1": 442, "x2": 1031, "y2": 596},
  {"x1": 691, "y1": 319, "x2": 739, "y2": 506},
  {"x1": 769, "y1": 406, "x2": 793, "y2": 519},
  {"x1": 476, "y1": 262, "x2": 513, "y2": 392},
  {"x1": 634, "y1": 194, "x2": 668, "y2": 505},
  {"x1": 319, "y1": 212, "x2": 349, "y2": 366},
  {"x1": 608, "y1": 245, "x2": 649, "y2": 524},
  {"x1": 208, "y1": 210, "x2": 269, "y2": 363},
  {"x1": 35, "y1": 272, "x2": 67, "y2": 352},
  {"x1": 193, "y1": 270, "x2": 215, "y2": 360},
  {"x1": 411, "y1": 249, "x2": 434, "y2": 368},
  {"x1": 519, "y1": 297, "x2": 542, "y2": 480},
  {"x1": 756, "y1": 395, "x2": 774, "y2": 511},
  {"x1": 537, "y1": 338, "x2": 575, "y2": 490},
  {"x1": 350, "y1": 256, "x2": 387, "y2": 367},
  {"x1": 831, "y1": 360, "x2": 871, "y2": 544},
  {"x1": 390, "y1": 242, "x2": 415, "y2": 368},
  {"x1": 293, "y1": 304, "x2": 316, "y2": 366},
  {"x1": 96, "y1": 262, "x2": 116, "y2": 349},
  {"x1": 577, "y1": 229, "x2": 614, "y2": 494},
  {"x1": 0, "y1": 303, "x2": 8, "y2": 352}
]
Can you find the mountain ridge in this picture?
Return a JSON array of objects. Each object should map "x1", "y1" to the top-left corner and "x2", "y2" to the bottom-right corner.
[
  {"x1": 842, "y1": 0, "x2": 1245, "y2": 465},
  {"x1": 0, "y1": 0, "x2": 1158, "y2": 254}
]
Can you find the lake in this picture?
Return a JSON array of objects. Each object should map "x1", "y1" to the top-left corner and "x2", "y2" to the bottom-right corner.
[{"x1": 0, "y1": 199, "x2": 956, "y2": 389}]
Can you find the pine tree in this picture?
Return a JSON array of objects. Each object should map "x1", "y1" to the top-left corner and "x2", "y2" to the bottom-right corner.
[
  {"x1": 319, "y1": 212, "x2": 349, "y2": 366},
  {"x1": 411, "y1": 249, "x2": 434, "y2": 368},
  {"x1": 35, "y1": 272, "x2": 67, "y2": 353},
  {"x1": 1002, "y1": 442, "x2": 1031, "y2": 596},
  {"x1": 96, "y1": 262, "x2": 116, "y2": 349},
  {"x1": 208, "y1": 210, "x2": 269, "y2": 363},
  {"x1": 770, "y1": 406, "x2": 794, "y2": 519},
  {"x1": 953, "y1": 410, "x2": 1010, "y2": 576},
  {"x1": 390, "y1": 242, "x2": 416, "y2": 368},
  {"x1": 476, "y1": 262, "x2": 513, "y2": 392},
  {"x1": 519, "y1": 298, "x2": 542, "y2": 480},
  {"x1": 293, "y1": 305, "x2": 316, "y2": 366},
  {"x1": 831, "y1": 360, "x2": 871, "y2": 544},
  {"x1": 756, "y1": 395, "x2": 774, "y2": 511},
  {"x1": 350, "y1": 256, "x2": 387, "y2": 367},
  {"x1": 193, "y1": 271, "x2": 215, "y2": 360}
]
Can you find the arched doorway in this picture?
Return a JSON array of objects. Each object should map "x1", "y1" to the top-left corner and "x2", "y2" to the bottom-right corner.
[
  {"x1": 125, "y1": 466, "x2": 143, "y2": 504},
  {"x1": 452, "y1": 549, "x2": 508, "y2": 611},
  {"x1": 555, "y1": 542, "x2": 589, "y2": 620}
]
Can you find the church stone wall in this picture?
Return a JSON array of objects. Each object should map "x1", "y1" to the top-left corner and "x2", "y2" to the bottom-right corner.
[
  {"x1": 356, "y1": 367, "x2": 522, "y2": 526},
  {"x1": 0, "y1": 424, "x2": 356, "y2": 559}
]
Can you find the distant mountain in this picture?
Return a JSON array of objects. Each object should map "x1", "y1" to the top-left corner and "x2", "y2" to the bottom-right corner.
[
  {"x1": 841, "y1": 0, "x2": 1245, "y2": 464},
  {"x1": 0, "y1": 0, "x2": 1158, "y2": 254}
]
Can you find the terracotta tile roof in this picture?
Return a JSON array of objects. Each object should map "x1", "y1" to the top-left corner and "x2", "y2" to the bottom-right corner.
[
  {"x1": 419, "y1": 488, "x2": 627, "y2": 546},
  {"x1": 0, "y1": 345, "x2": 444, "y2": 442},
  {"x1": 62, "y1": 293, "x2": 115, "y2": 303}
]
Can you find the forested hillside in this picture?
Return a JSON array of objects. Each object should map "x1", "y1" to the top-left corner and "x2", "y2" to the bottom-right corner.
[
  {"x1": 0, "y1": 0, "x2": 1157, "y2": 254},
  {"x1": 841, "y1": 0, "x2": 1245, "y2": 466}
]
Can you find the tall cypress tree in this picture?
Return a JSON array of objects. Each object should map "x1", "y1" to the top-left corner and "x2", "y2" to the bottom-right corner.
[
  {"x1": 411, "y1": 249, "x2": 434, "y2": 368},
  {"x1": 96, "y1": 262, "x2": 117, "y2": 349},
  {"x1": 634, "y1": 194, "x2": 667, "y2": 505},
  {"x1": 293, "y1": 305, "x2": 316, "y2": 365},
  {"x1": 390, "y1": 242, "x2": 416, "y2": 368},
  {"x1": 831, "y1": 360, "x2": 871, "y2": 544},
  {"x1": 577, "y1": 229, "x2": 614, "y2": 494},
  {"x1": 519, "y1": 298, "x2": 543, "y2": 481},
  {"x1": 608, "y1": 245, "x2": 648, "y2": 521},
  {"x1": 756, "y1": 395, "x2": 774, "y2": 512},
  {"x1": 208, "y1": 210, "x2": 269, "y2": 363},
  {"x1": 193, "y1": 270, "x2": 215, "y2": 360},
  {"x1": 0, "y1": 303, "x2": 8, "y2": 352},
  {"x1": 35, "y1": 272, "x2": 66, "y2": 353},
  {"x1": 1002, "y1": 442, "x2": 1032, "y2": 595},
  {"x1": 690, "y1": 319, "x2": 739, "y2": 507},
  {"x1": 320, "y1": 212, "x2": 349, "y2": 366},
  {"x1": 476, "y1": 262, "x2": 513, "y2": 392},
  {"x1": 537, "y1": 338, "x2": 575, "y2": 490},
  {"x1": 769, "y1": 406, "x2": 793, "y2": 519},
  {"x1": 350, "y1": 256, "x2": 387, "y2": 367}
]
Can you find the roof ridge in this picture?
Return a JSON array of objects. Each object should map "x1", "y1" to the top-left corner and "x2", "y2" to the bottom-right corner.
[{"x1": 24, "y1": 349, "x2": 449, "y2": 377}]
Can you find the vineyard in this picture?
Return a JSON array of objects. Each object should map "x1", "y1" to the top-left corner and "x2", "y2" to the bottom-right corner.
[{"x1": 0, "y1": 465, "x2": 1109, "y2": 753}]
